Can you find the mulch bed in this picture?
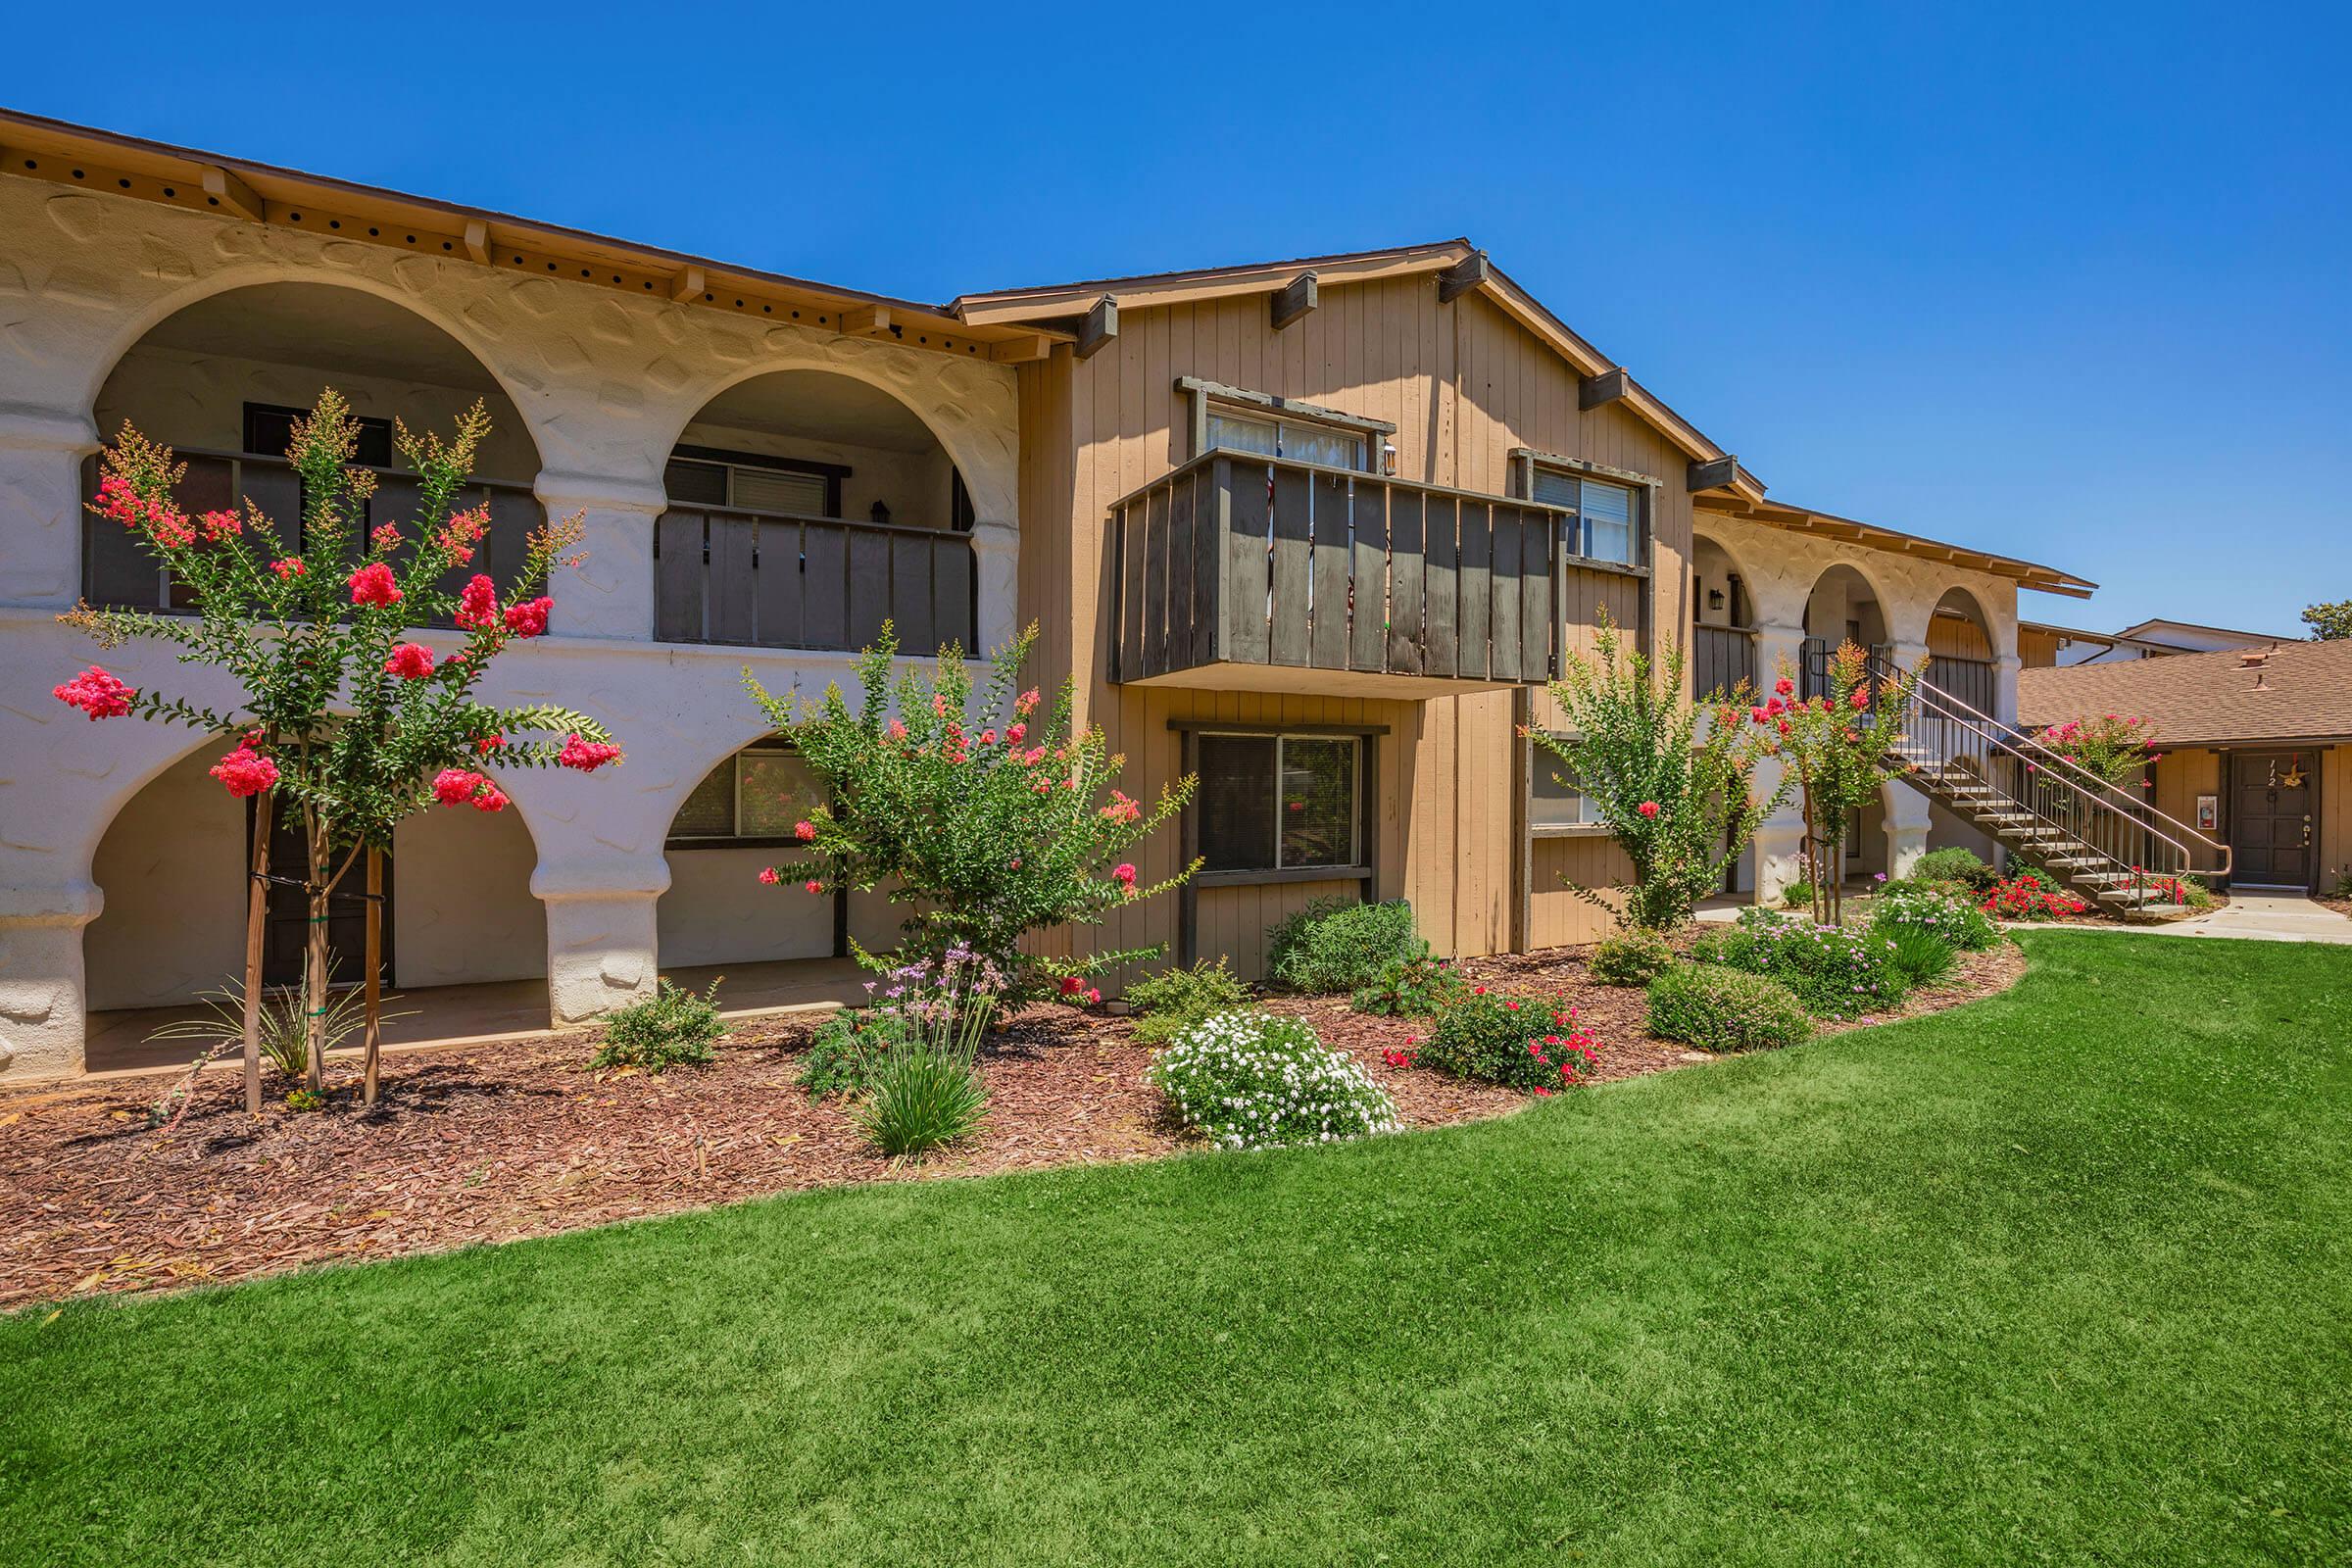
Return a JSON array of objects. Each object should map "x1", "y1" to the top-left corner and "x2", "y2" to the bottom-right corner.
[{"x1": 0, "y1": 940, "x2": 2023, "y2": 1311}]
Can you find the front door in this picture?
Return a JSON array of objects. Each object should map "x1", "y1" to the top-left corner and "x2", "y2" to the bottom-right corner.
[{"x1": 2230, "y1": 752, "x2": 2316, "y2": 888}]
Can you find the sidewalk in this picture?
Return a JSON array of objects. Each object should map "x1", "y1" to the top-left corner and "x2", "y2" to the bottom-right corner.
[{"x1": 2028, "y1": 892, "x2": 2352, "y2": 946}]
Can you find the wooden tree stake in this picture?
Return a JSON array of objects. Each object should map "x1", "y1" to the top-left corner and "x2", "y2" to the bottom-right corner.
[
  {"x1": 363, "y1": 846, "x2": 383, "y2": 1106},
  {"x1": 304, "y1": 810, "x2": 330, "y2": 1097},
  {"x1": 241, "y1": 789, "x2": 272, "y2": 1114}
]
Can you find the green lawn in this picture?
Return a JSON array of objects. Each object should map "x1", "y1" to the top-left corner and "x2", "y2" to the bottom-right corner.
[{"x1": 5, "y1": 933, "x2": 2349, "y2": 1566}]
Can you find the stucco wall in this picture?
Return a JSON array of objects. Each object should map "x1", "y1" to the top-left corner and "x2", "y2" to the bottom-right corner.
[{"x1": 84, "y1": 750, "x2": 248, "y2": 1009}]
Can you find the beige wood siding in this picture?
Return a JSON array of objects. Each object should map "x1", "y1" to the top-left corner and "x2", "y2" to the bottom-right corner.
[{"x1": 1016, "y1": 279, "x2": 1696, "y2": 979}]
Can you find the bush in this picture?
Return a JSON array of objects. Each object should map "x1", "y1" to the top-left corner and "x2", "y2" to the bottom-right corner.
[
  {"x1": 1880, "y1": 925, "x2": 1958, "y2": 988},
  {"x1": 1148, "y1": 1010, "x2": 1401, "y2": 1151},
  {"x1": 1265, "y1": 898, "x2": 1422, "y2": 994},
  {"x1": 1645, "y1": 964, "x2": 1813, "y2": 1053},
  {"x1": 591, "y1": 978, "x2": 723, "y2": 1072},
  {"x1": 856, "y1": 1043, "x2": 988, "y2": 1156},
  {"x1": 1871, "y1": 881, "x2": 1999, "y2": 952},
  {"x1": 799, "y1": 1005, "x2": 914, "y2": 1098},
  {"x1": 1693, "y1": 909, "x2": 1906, "y2": 1018},
  {"x1": 1590, "y1": 927, "x2": 1674, "y2": 987},
  {"x1": 1913, "y1": 847, "x2": 1996, "y2": 893},
  {"x1": 1417, "y1": 989, "x2": 1594, "y2": 1093},
  {"x1": 1349, "y1": 951, "x2": 1466, "y2": 1016},
  {"x1": 1982, "y1": 875, "x2": 2090, "y2": 921},
  {"x1": 1124, "y1": 958, "x2": 1250, "y2": 1046},
  {"x1": 1780, "y1": 879, "x2": 1817, "y2": 910}
]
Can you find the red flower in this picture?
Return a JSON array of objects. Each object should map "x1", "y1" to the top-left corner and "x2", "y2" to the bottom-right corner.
[
  {"x1": 432, "y1": 768, "x2": 492, "y2": 807},
  {"x1": 438, "y1": 506, "x2": 488, "y2": 565},
  {"x1": 1848, "y1": 687, "x2": 1870, "y2": 710},
  {"x1": 470, "y1": 782, "x2": 510, "y2": 813},
  {"x1": 758, "y1": 866, "x2": 781, "y2": 886},
  {"x1": 368, "y1": 521, "x2": 401, "y2": 552},
  {"x1": 1749, "y1": 706, "x2": 1769, "y2": 724},
  {"x1": 270, "y1": 557, "x2": 306, "y2": 579},
  {"x1": 348, "y1": 562, "x2": 402, "y2": 608},
  {"x1": 475, "y1": 734, "x2": 507, "y2": 754},
  {"x1": 209, "y1": 743, "x2": 278, "y2": 798},
  {"x1": 805, "y1": 879, "x2": 824, "y2": 895},
  {"x1": 1637, "y1": 800, "x2": 1660, "y2": 818},
  {"x1": 1533, "y1": 1086, "x2": 1553, "y2": 1098},
  {"x1": 383, "y1": 642, "x2": 436, "y2": 680},
  {"x1": 1113, "y1": 862, "x2": 1137, "y2": 887},
  {"x1": 1007, "y1": 723, "x2": 1026, "y2": 743},
  {"x1": 455, "y1": 573, "x2": 499, "y2": 631},
  {"x1": 200, "y1": 509, "x2": 241, "y2": 542},
  {"x1": 795, "y1": 819, "x2": 816, "y2": 842},
  {"x1": 557, "y1": 733, "x2": 621, "y2": 771},
  {"x1": 1775, "y1": 676, "x2": 1794, "y2": 697},
  {"x1": 53, "y1": 666, "x2": 134, "y2": 720},
  {"x1": 504, "y1": 596, "x2": 553, "y2": 638},
  {"x1": 1059, "y1": 975, "x2": 1085, "y2": 995}
]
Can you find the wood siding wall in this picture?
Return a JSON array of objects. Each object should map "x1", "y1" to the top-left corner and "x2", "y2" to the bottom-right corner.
[
  {"x1": 1015, "y1": 278, "x2": 1696, "y2": 980},
  {"x1": 2156, "y1": 744, "x2": 2349, "y2": 895}
]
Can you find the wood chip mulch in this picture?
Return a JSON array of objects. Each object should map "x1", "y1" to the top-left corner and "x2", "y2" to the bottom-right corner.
[{"x1": 0, "y1": 938, "x2": 2025, "y2": 1311}]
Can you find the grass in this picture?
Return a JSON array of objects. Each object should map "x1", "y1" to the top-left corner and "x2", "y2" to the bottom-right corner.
[{"x1": 5, "y1": 932, "x2": 2350, "y2": 1566}]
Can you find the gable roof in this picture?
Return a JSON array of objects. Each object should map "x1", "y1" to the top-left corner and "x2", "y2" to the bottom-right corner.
[
  {"x1": 2112, "y1": 617, "x2": 2288, "y2": 646},
  {"x1": 2018, "y1": 638, "x2": 2352, "y2": 744},
  {"x1": 949, "y1": 240, "x2": 1767, "y2": 502}
]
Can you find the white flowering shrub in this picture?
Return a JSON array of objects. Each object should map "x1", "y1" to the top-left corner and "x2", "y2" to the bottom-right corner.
[{"x1": 1147, "y1": 1010, "x2": 1402, "y2": 1152}]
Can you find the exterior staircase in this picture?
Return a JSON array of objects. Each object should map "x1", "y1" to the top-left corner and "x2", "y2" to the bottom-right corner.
[{"x1": 1874, "y1": 654, "x2": 2232, "y2": 910}]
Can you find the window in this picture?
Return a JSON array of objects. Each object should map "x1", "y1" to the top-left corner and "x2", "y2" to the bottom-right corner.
[
  {"x1": 1197, "y1": 734, "x2": 1361, "y2": 872},
  {"x1": 664, "y1": 445, "x2": 846, "y2": 518},
  {"x1": 1531, "y1": 467, "x2": 1642, "y2": 566},
  {"x1": 1529, "y1": 740, "x2": 1599, "y2": 830},
  {"x1": 245, "y1": 403, "x2": 392, "y2": 466},
  {"x1": 668, "y1": 746, "x2": 824, "y2": 846},
  {"x1": 1204, "y1": 407, "x2": 1368, "y2": 471}
]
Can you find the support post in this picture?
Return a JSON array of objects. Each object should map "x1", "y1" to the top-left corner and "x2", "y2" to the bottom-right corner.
[
  {"x1": 242, "y1": 788, "x2": 272, "y2": 1112},
  {"x1": 363, "y1": 845, "x2": 383, "y2": 1106}
]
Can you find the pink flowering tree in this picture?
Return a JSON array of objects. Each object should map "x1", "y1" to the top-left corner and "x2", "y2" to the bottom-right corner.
[
  {"x1": 745, "y1": 622, "x2": 1195, "y2": 1006},
  {"x1": 1748, "y1": 641, "x2": 1923, "y2": 926},
  {"x1": 55, "y1": 392, "x2": 620, "y2": 1108},
  {"x1": 2032, "y1": 712, "x2": 2161, "y2": 788}
]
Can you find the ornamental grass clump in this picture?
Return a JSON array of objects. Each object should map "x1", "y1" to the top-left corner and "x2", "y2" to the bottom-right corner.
[
  {"x1": 850, "y1": 946, "x2": 1000, "y2": 1156},
  {"x1": 1645, "y1": 964, "x2": 1812, "y2": 1053},
  {"x1": 1265, "y1": 898, "x2": 1423, "y2": 994},
  {"x1": 1148, "y1": 1011, "x2": 1401, "y2": 1152},
  {"x1": 591, "y1": 979, "x2": 724, "y2": 1074},
  {"x1": 1691, "y1": 907, "x2": 1906, "y2": 1019},
  {"x1": 1880, "y1": 925, "x2": 1960, "y2": 989},
  {"x1": 1872, "y1": 881, "x2": 1999, "y2": 952},
  {"x1": 1123, "y1": 958, "x2": 1250, "y2": 1046},
  {"x1": 1417, "y1": 988, "x2": 1595, "y2": 1094}
]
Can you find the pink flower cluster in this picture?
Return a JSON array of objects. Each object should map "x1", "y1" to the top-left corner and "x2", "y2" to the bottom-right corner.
[
  {"x1": 431, "y1": 767, "x2": 509, "y2": 812},
  {"x1": 1100, "y1": 789, "x2": 1142, "y2": 825},
  {"x1": 384, "y1": 643, "x2": 436, "y2": 680},
  {"x1": 348, "y1": 562, "x2": 402, "y2": 608},
  {"x1": 557, "y1": 734, "x2": 621, "y2": 772},
  {"x1": 53, "y1": 665, "x2": 134, "y2": 720},
  {"x1": 93, "y1": 472, "x2": 198, "y2": 546},
  {"x1": 439, "y1": 506, "x2": 489, "y2": 566},
  {"x1": 270, "y1": 558, "x2": 306, "y2": 579},
  {"x1": 209, "y1": 740, "x2": 278, "y2": 799},
  {"x1": 455, "y1": 574, "x2": 499, "y2": 631},
  {"x1": 504, "y1": 596, "x2": 552, "y2": 638}
]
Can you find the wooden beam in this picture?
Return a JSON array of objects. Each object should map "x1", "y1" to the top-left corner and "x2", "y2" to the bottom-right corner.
[
  {"x1": 199, "y1": 166, "x2": 263, "y2": 221},
  {"x1": 462, "y1": 220, "x2": 490, "y2": 265},
  {"x1": 1077, "y1": 295, "x2": 1118, "y2": 360},
  {"x1": 988, "y1": 332, "x2": 1053, "y2": 364},
  {"x1": 842, "y1": 304, "x2": 892, "y2": 337},
  {"x1": 1270, "y1": 271, "x2": 1318, "y2": 331},
  {"x1": 668, "y1": 266, "x2": 705, "y2": 303},
  {"x1": 1438, "y1": 249, "x2": 1490, "y2": 305},
  {"x1": 1579, "y1": 368, "x2": 1632, "y2": 411},
  {"x1": 1687, "y1": 455, "x2": 1740, "y2": 492}
]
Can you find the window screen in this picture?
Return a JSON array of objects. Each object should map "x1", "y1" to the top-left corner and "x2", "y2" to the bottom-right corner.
[
  {"x1": 1198, "y1": 734, "x2": 1361, "y2": 871},
  {"x1": 1279, "y1": 738, "x2": 1357, "y2": 867},
  {"x1": 1580, "y1": 480, "x2": 1636, "y2": 564},
  {"x1": 730, "y1": 466, "x2": 831, "y2": 516},
  {"x1": 1205, "y1": 406, "x2": 1366, "y2": 470},
  {"x1": 1530, "y1": 747, "x2": 1596, "y2": 828},
  {"x1": 1198, "y1": 735, "x2": 1278, "y2": 871},
  {"x1": 667, "y1": 748, "x2": 819, "y2": 843}
]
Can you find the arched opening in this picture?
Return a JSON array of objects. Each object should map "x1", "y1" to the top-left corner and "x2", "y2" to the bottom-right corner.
[
  {"x1": 656, "y1": 369, "x2": 977, "y2": 656},
  {"x1": 1690, "y1": 531, "x2": 1758, "y2": 699},
  {"x1": 654, "y1": 739, "x2": 893, "y2": 1005},
  {"x1": 80, "y1": 284, "x2": 555, "y2": 1071},
  {"x1": 1798, "y1": 564, "x2": 1894, "y2": 885},
  {"x1": 1926, "y1": 587, "x2": 1997, "y2": 712},
  {"x1": 81, "y1": 739, "x2": 549, "y2": 1074}
]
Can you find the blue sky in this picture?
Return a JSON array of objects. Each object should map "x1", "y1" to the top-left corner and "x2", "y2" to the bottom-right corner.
[{"x1": 11, "y1": 1, "x2": 2346, "y2": 634}]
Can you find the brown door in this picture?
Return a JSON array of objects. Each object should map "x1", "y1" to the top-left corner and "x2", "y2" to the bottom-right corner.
[{"x1": 2229, "y1": 752, "x2": 2315, "y2": 888}]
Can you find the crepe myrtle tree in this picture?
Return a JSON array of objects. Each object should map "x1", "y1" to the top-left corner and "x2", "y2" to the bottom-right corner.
[
  {"x1": 745, "y1": 622, "x2": 1197, "y2": 1005},
  {"x1": 54, "y1": 392, "x2": 621, "y2": 1109},
  {"x1": 1745, "y1": 640, "x2": 1924, "y2": 926},
  {"x1": 1529, "y1": 614, "x2": 1788, "y2": 931}
]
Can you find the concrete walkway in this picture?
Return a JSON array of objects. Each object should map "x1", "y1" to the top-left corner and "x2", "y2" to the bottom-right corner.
[{"x1": 2039, "y1": 892, "x2": 2352, "y2": 946}]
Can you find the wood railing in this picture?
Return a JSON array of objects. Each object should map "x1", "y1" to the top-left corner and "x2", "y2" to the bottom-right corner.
[
  {"x1": 1692, "y1": 622, "x2": 1756, "y2": 699},
  {"x1": 81, "y1": 449, "x2": 541, "y2": 620},
  {"x1": 1109, "y1": 452, "x2": 1575, "y2": 686},
  {"x1": 654, "y1": 504, "x2": 974, "y2": 654}
]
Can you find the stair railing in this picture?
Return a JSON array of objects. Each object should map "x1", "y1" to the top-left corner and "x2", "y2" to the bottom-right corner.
[{"x1": 1869, "y1": 653, "x2": 2231, "y2": 887}]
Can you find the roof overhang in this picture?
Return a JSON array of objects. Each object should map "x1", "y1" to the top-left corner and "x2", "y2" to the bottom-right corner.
[
  {"x1": 0, "y1": 108, "x2": 1069, "y2": 363},
  {"x1": 1700, "y1": 498, "x2": 2096, "y2": 599}
]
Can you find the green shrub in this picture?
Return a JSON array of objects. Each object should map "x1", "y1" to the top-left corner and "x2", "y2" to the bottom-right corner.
[
  {"x1": 1881, "y1": 924, "x2": 1958, "y2": 988},
  {"x1": 855, "y1": 1042, "x2": 988, "y2": 1157},
  {"x1": 1692, "y1": 908, "x2": 1907, "y2": 1018},
  {"x1": 799, "y1": 1005, "x2": 914, "y2": 1098},
  {"x1": 1417, "y1": 989, "x2": 1594, "y2": 1093},
  {"x1": 1148, "y1": 1010, "x2": 1400, "y2": 1151},
  {"x1": 1913, "y1": 847, "x2": 1996, "y2": 893},
  {"x1": 591, "y1": 978, "x2": 723, "y2": 1073},
  {"x1": 1590, "y1": 927, "x2": 1674, "y2": 987},
  {"x1": 1123, "y1": 959, "x2": 1250, "y2": 1046},
  {"x1": 1265, "y1": 898, "x2": 1422, "y2": 994},
  {"x1": 1871, "y1": 881, "x2": 1999, "y2": 952},
  {"x1": 1780, "y1": 878, "x2": 1817, "y2": 910},
  {"x1": 1348, "y1": 951, "x2": 1466, "y2": 1016},
  {"x1": 1645, "y1": 964, "x2": 1812, "y2": 1053}
]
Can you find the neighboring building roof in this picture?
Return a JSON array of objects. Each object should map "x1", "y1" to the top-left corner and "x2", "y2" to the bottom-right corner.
[
  {"x1": 2018, "y1": 638, "x2": 2352, "y2": 744},
  {"x1": 2112, "y1": 617, "x2": 2289, "y2": 647}
]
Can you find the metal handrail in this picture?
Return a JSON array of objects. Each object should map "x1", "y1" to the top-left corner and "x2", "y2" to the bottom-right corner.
[{"x1": 1876, "y1": 653, "x2": 2230, "y2": 880}]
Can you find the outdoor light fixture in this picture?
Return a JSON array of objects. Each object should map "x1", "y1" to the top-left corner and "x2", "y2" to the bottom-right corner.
[
  {"x1": 1381, "y1": 440, "x2": 1398, "y2": 476},
  {"x1": 869, "y1": 501, "x2": 891, "y2": 525}
]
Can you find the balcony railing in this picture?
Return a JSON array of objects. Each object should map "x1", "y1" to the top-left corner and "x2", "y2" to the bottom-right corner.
[
  {"x1": 1692, "y1": 622, "x2": 1756, "y2": 699},
  {"x1": 1109, "y1": 452, "x2": 1570, "y2": 690},
  {"x1": 81, "y1": 449, "x2": 541, "y2": 620},
  {"x1": 653, "y1": 504, "x2": 974, "y2": 654}
]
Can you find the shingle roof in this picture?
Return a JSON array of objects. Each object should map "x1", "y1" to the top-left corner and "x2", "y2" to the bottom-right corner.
[{"x1": 2017, "y1": 639, "x2": 2352, "y2": 745}]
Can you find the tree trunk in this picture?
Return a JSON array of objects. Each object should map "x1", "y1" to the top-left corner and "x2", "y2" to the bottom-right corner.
[
  {"x1": 240, "y1": 788, "x2": 273, "y2": 1114},
  {"x1": 304, "y1": 809, "x2": 330, "y2": 1097},
  {"x1": 362, "y1": 845, "x2": 383, "y2": 1107}
]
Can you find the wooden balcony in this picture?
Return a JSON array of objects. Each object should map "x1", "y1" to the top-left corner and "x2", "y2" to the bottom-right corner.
[
  {"x1": 654, "y1": 505, "x2": 975, "y2": 655},
  {"x1": 1108, "y1": 452, "x2": 1569, "y2": 697}
]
